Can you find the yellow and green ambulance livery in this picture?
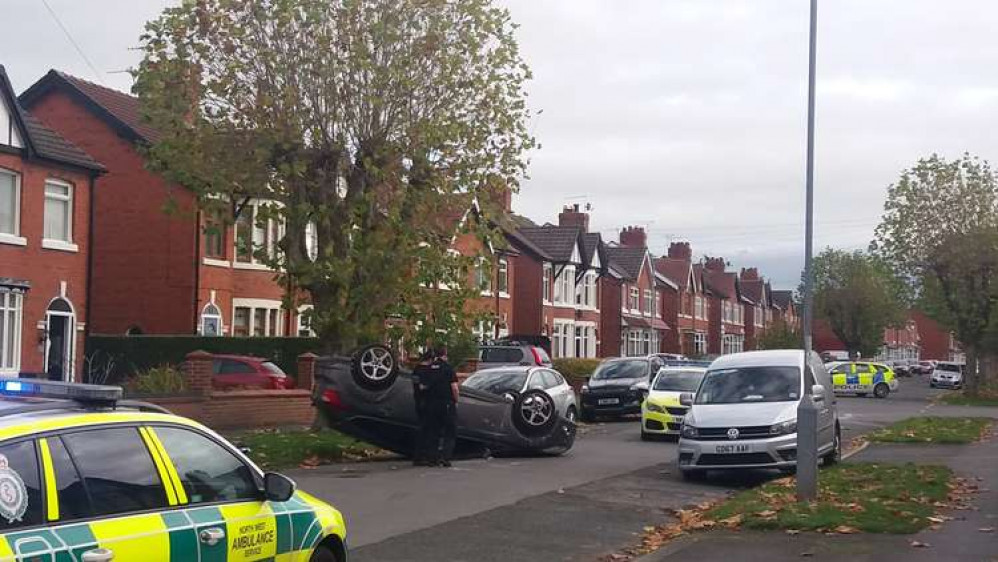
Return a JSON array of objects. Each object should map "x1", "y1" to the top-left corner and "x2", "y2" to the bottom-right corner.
[
  {"x1": 641, "y1": 367, "x2": 707, "y2": 440},
  {"x1": 828, "y1": 361, "x2": 898, "y2": 399},
  {"x1": 0, "y1": 380, "x2": 347, "y2": 562}
]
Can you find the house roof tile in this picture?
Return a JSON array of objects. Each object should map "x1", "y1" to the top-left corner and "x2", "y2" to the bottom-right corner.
[
  {"x1": 604, "y1": 245, "x2": 647, "y2": 281},
  {"x1": 516, "y1": 226, "x2": 581, "y2": 263},
  {"x1": 771, "y1": 290, "x2": 795, "y2": 310},
  {"x1": 654, "y1": 257, "x2": 691, "y2": 289}
]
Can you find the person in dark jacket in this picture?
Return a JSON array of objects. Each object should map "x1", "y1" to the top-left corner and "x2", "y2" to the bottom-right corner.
[
  {"x1": 411, "y1": 350, "x2": 437, "y2": 467},
  {"x1": 415, "y1": 346, "x2": 459, "y2": 467}
]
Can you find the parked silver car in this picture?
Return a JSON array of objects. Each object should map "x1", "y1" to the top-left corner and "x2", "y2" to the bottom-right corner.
[
  {"x1": 462, "y1": 366, "x2": 579, "y2": 422},
  {"x1": 930, "y1": 362, "x2": 965, "y2": 389},
  {"x1": 677, "y1": 350, "x2": 841, "y2": 480}
]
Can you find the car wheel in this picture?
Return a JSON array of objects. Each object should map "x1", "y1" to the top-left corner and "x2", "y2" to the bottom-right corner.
[
  {"x1": 823, "y1": 426, "x2": 842, "y2": 466},
  {"x1": 565, "y1": 406, "x2": 578, "y2": 423},
  {"x1": 310, "y1": 546, "x2": 339, "y2": 562},
  {"x1": 873, "y1": 383, "x2": 890, "y2": 399},
  {"x1": 512, "y1": 389, "x2": 558, "y2": 436},
  {"x1": 350, "y1": 344, "x2": 399, "y2": 391}
]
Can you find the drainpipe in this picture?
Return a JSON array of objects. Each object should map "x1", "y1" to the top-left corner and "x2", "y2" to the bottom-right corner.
[
  {"x1": 83, "y1": 172, "x2": 96, "y2": 382},
  {"x1": 193, "y1": 209, "x2": 202, "y2": 334}
]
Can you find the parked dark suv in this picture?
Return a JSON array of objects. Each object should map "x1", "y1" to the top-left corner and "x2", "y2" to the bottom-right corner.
[
  {"x1": 579, "y1": 356, "x2": 662, "y2": 421},
  {"x1": 478, "y1": 344, "x2": 553, "y2": 369}
]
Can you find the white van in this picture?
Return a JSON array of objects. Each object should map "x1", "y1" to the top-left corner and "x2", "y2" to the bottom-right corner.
[{"x1": 677, "y1": 350, "x2": 840, "y2": 480}]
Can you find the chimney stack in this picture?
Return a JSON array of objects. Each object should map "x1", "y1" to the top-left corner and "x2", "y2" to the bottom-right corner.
[
  {"x1": 705, "y1": 257, "x2": 727, "y2": 272},
  {"x1": 668, "y1": 241, "x2": 692, "y2": 260},
  {"x1": 740, "y1": 267, "x2": 759, "y2": 280},
  {"x1": 619, "y1": 226, "x2": 647, "y2": 248},
  {"x1": 558, "y1": 204, "x2": 590, "y2": 232}
]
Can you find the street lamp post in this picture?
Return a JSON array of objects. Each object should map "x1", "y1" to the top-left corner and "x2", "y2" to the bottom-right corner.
[{"x1": 797, "y1": 0, "x2": 820, "y2": 502}]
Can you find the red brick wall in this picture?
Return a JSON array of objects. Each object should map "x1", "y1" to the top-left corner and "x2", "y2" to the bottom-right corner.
[
  {"x1": 912, "y1": 310, "x2": 951, "y2": 361},
  {"x1": 453, "y1": 231, "x2": 515, "y2": 336},
  {"x1": 745, "y1": 305, "x2": 758, "y2": 350},
  {"x1": 147, "y1": 391, "x2": 315, "y2": 430},
  {"x1": 0, "y1": 153, "x2": 91, "y2": 378},
  {"x1": 708, "y1": 295, "x2": 722, "y2": 354},
  {"x1": 661, "y1": 286, "x2": 680, "y2": 353},
  {"x1": 600, "y1": 277, "x2": 622, "y2": 357},
  {"x1": 26, "y1": 89, "x2": 199, "y2": 335},
  {"x1": 512, "y1": 255, "x2": 544, "y2": 336}
]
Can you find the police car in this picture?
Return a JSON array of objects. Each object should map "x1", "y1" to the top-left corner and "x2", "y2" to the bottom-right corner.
[
  {"x1": 0, "y1": 380, "x2": 347, "y2": 561},
  {"x1": 827, "y1": 361, "x2": 898, "y2": 398},
  {"x1": 641, "y1": 366, "x2": 707, "y2": 440}
]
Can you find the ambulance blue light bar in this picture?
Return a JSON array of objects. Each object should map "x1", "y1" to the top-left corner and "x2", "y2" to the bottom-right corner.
[{"x1": 0, "y1": 380, "x2": 123, "y2": 403}]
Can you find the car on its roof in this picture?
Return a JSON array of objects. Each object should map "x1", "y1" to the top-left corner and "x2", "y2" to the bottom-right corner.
[
  {"x1": 0, "y1": 380, "x2": 347, "y2": 561},
  {"x1": 461, "y1": 366, "x2": 578, "y2": 422},
  {"x1": 313, "y1": 345, "x2": 576, "y2": 457}
]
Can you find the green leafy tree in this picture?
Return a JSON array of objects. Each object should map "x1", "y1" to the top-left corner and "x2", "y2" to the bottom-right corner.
[
  {"x1": 134, "y1": 0, "x2": 535, "y2": 353},
  {"x1": 757, "y1": 319, "x2": 802, "y2": 350},
  {"x1": 874, "y1": 154, "x2": 998, "y2": 395},
  {"x1": 810, "y1": 249, "x2": 907, "y2": 358}
]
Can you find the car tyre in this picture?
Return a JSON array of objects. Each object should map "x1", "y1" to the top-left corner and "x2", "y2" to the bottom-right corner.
[
  {"x1": 873, "y1": 382, "x2": 890, "y2": 399},
  {"x1": 310, "y1": 546, "x2": 340, "y2": 562},
  {"x1": 823, "y1": 426, "x2": 842, "y2": 466},
  {"x1": 350, "y1": 344, "x2": 399, "y2": 391},
  {"x1": 565, "y1": 405, "x2": 578, "y2": 423},
  {"x1": 512, "y1": 389, "x2": 558, "y2": 436}
]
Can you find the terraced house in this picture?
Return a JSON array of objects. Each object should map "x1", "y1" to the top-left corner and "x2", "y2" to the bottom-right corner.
[
  {"x1": 655, "y1": 242, "x2": 710, "y2": 357},
  {"x1": 701, "y1": 257, "x2": 747, "y2": 355},
  {"x1": 605, "y1": 227, "x2": 670, "y2": 357},
  {"x1": 0, "y1": 65, "x2": 104, "y2": 380},
  {"x1": 19, "y1": 70, "x2": 310, "y2": 339},
  {"x1": 738, "y1": 267, "x2": 772, "y2": 350}
]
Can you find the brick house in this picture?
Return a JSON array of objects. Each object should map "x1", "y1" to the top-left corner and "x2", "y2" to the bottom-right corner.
[
  {"x1": 455, "y1": 197, "x2": 518, "y2": 341},
  {"x1": 655, "y1": 242, "x2": 710, "y2": 357},
  {"x1": 739, "y1": 268, "x2": 772, "y2": 350},
  {"x1": 20, "y1": 70, "x2": 308, "y2": 338},
  {"x1": 0, "y1": 65, "x2": 104, "y2": 380},
  {"x1": 605, "y1": 227, "x2": 669, "y2": 357},
  {"x1": 813, "y1": 314, "x2": 921, "y2": 361},
  {"x1": 512, "y1": 218, "x2": 601, "y2": 359},
  {"x1": 701, "y1": 257, "x2": 747, "y2": 355},
  {"x1": 770, "y1": 289, "x2": 799, "y2": 330},
  {"x1": 911, "y1": 310, "x2": 963, "y2": 362}
]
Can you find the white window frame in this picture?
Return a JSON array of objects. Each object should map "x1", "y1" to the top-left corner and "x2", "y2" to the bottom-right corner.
[
  {"x1": 643, "y1": 290, "x2": 653, "y2": 317},
  {"x1": 0, "y1": 291, "x2": 24, "y2": 374},
  {"x1": 629, "y1": 287, "x2": 640, "y2": 311},
  {"x1": 230, "y1": 298, "x2": 284, "y2": 337},
  {"x1": 553, "y1": 319, "x2": 574, "y2": 358},
  {"x1": 43, "y1": 296, "x2": 77, "y2": 381},
  {"x1": 497, "y1": 258, "x2": 509, "y2": 296},
  {"x1": 476, "y1": 258, "x2": 492, "y2": 296},
  {"x1": 297, "y1": 304, "x2": 315, "y2": 337},
  {"x1": 0, "y1": 169, "x2": 25, "y2": 246},
  {"x1": 200, "y1": 302, "x2": 224, "y2": 336},
  {"x1": 42, "y1": 179, "x2": 77, "y2": 252},
  {"x1": 234, "y1": 201, "x2": 282, "y2": 270},
  {"x1": 693, "y1": 332, "x2": 707, "y2": 356},
  {"x1": 554, "y1": 266, "x2": 575, "y2": 307}
]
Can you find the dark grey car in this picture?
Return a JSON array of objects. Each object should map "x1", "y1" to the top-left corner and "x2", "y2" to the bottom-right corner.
[
  {"x1": 579, "y1": 356, "x2": 661, "y2": 421},
  {"x1": 313, "y1": 345, "x2": 576, "y2": 457}
]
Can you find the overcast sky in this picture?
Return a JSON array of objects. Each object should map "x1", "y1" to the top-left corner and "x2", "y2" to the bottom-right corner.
[{"x1": 5, "y1": 1, "x2": 998, "y2": 288}]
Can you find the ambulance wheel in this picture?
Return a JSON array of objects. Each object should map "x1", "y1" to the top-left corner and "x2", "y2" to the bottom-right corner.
[
  {"x1": 873, "y1": 383, "x2": 890, "y2": 399},
  {"x1": 351, "y1": 344, "x2": 399, "y2": 391},
  {"x1": 512, "y1": 389, "x2": 558, "y2": 436}
]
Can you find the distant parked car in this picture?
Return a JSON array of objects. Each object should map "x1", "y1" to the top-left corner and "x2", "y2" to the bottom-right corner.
[
  {"x1": 888, "y1": 360, "x2": 912, "y2": 377},
  {"x1": 913, "y1": 360, "x2": 935, "y2": 375},
  {"x1": 930, "y1": 362, "x2": 965, "y2": 389},
  {"x1": 579, "y1": 356, "x2": 662, "y2": 421},
  {"x1": 211, "y1": 354, "x2": 293, "y2": 390},
  {"x1": 462, "y1": 366, "x2": 578, "y2": 421},
  {"x1": 478, "y1": 344, "x2": 553, "y2": 369},
  {"x1": 651, "y1": 353, "x2": 687, "y2": 362}
]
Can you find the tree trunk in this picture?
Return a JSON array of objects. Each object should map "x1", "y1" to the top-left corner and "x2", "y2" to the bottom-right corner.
[{"x1": 964, "y1": 345, "x2": 981, "y2": 397}]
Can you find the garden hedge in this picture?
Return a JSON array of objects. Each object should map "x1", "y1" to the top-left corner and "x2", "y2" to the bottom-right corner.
[
  {"x1": 84, "y1": 335, "x2": 322, "y2": 384},
  {"x1": 553, "y1": 358, "x2": 602, "y2": 380}
]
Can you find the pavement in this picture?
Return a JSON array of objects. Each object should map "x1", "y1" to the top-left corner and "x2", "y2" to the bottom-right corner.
[{"x1": 285, "y1": 375, "x2": 997, "y2": 561}]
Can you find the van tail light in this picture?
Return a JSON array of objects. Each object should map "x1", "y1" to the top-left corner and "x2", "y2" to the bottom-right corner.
[
  {"x1": 320, "y1": 389, "x2": 346, "y2": 411},
  {"x1": 530, "y1": 347, "x2": 544, "y2": 365}
]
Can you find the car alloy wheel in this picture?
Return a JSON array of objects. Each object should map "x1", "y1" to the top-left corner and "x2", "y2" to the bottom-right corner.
[
  {"x1": 350, "y1": 344, "x2": 400, "y2": 391},
  {"x1": 873, "y1": 382, "x2": 890, "y2": 399},
  {"x1": 521, "y1": 394, "x2": 554, "y2": 426},
  {"x1": 512, "y1": 389, "x2": 559, "y2": 436}
]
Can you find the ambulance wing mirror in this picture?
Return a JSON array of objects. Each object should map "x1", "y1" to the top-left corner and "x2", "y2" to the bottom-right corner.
[{"x1": 264, "y1": 472, "x2": 297, "y2": 502}]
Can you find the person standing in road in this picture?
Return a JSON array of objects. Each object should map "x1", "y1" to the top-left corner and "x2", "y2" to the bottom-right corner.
[
  {"x1": 411, "y1": 350, "x2": 436, "y2": 467},
  {"x1": 417, "y1": 345, "x2": 460, "y2": 467}
]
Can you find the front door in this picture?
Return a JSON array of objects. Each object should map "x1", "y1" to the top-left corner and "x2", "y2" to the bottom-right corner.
[{"x1": 45, "y1": 315, "x2": 69, "y2": 381}]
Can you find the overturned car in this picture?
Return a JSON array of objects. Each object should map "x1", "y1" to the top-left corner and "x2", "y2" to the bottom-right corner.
[{"x1": 312, "y1": 345, "x2": 577, "y2": 457}]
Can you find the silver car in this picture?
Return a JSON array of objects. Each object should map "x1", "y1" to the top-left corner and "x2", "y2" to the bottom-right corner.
[
  {"x1": 930, "y1": 362, "x2": 965, "y2": 389},
  {"x1": 462, "y1": 366, "x2": 579, "y2": 422},
  {"x1": 677, "y1": 350, "x2": 841, "y2": 480}
]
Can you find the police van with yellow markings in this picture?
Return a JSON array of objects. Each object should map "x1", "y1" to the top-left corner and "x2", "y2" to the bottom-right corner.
[
  {"x1": 0, "y1": 380, "x2": 347, "y2": 561},
  {"x1": 827, "y1": 361, "x2": 898, "y2": 399}
]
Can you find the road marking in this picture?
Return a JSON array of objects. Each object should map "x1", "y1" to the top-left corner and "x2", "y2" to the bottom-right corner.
[{"x1": 842, "y1": 439, "x2": 870, "y2": 461}]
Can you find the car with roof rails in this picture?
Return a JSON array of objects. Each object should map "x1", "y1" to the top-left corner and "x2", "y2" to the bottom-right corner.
[
  {"x1": 313, "y1": 345, "x2": 576, "y2": 457},
  {"x1": 0, "y1": 380, "x2": 347, "y2": 561},
  {"x1": 677, "y1": 349, "x2": 841, "y2": 481},
  {"x1": 477, "y1": 343, "x2": 553, "y2": 369}
]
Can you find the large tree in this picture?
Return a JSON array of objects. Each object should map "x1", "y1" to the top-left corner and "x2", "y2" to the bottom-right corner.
[
  {"x1": 811, "y1": 249, "x2": 907, "y2": 358},
  {"x1": 135, "y1": 0, "x2": 535, "y2": 353},
  {"x1": 874, "y1": 154, "x2": 998, "y2": 395}
]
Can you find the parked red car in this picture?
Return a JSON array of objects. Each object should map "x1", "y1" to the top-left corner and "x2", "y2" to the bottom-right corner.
[{"x1": 211, "y1": 354, "x2": 293, "y2": 390}]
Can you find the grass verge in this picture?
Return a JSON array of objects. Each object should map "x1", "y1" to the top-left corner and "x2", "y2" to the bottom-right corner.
[
  {"x1": 868, "y1": 416, "x2": 992, "y2": 444},
  {"x1": 938, "y1": 392, "x2": 998, "y2": 408},
  {"x1": 230, "y1": 428, "x2": 383, "y2": 470},
  {"x1": 706, "y1": 463, "x2": 952, "y2": 534}
]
